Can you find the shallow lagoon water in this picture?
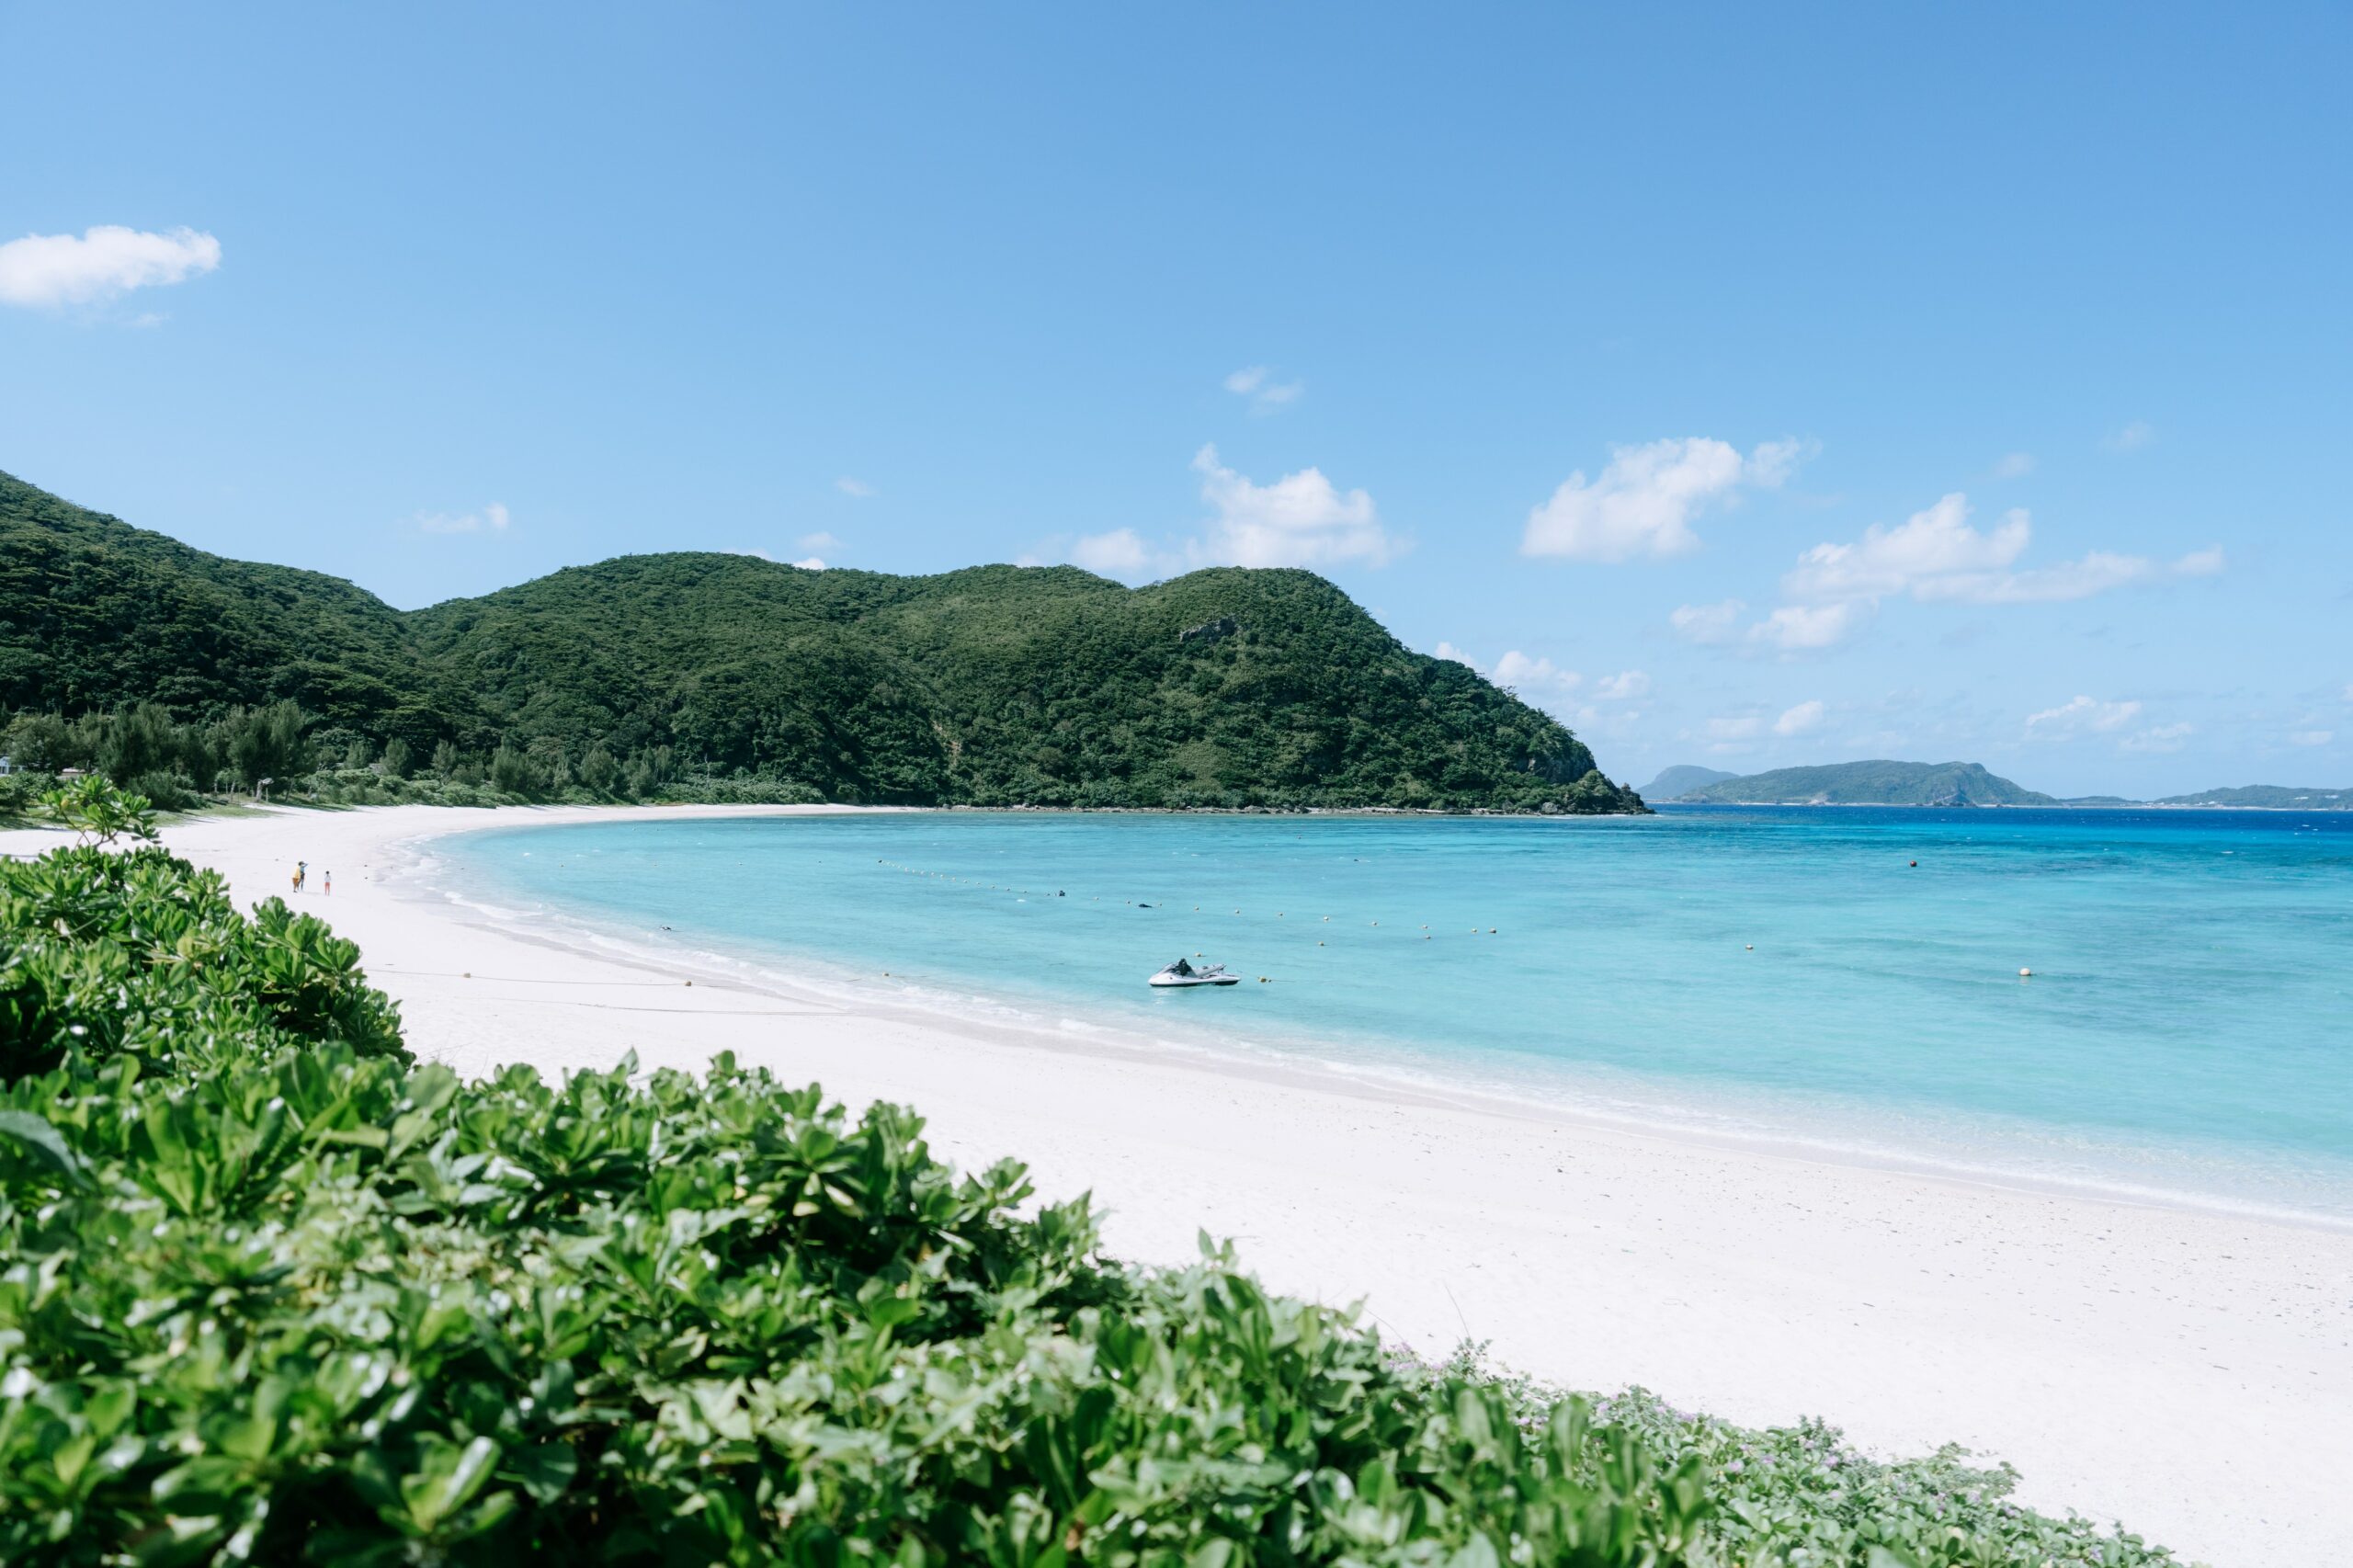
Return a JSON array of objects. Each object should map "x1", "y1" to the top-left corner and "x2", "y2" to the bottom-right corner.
[{"x1": 442, "y1": 806, "x2": 2353, "y2": 1222}]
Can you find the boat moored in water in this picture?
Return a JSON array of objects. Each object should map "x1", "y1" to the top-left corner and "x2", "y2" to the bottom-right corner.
[{"x1": 1149, "y1": 958, "x2": 1239, "y2": 988}]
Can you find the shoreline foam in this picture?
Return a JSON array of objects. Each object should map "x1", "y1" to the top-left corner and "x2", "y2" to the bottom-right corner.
[{"x1": 6, "y1": 801, "x2": 2348, "y2": 1565}]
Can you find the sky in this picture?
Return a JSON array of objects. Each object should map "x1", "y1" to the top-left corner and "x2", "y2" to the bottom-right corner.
[{"x1": 3, "y1": 4, "x2": 2347, "y2": 798}]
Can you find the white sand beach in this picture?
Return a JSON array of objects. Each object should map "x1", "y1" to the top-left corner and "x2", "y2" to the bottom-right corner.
[{"x1": 10, "y1": 801, "x2": 2347, "y2": 1564}]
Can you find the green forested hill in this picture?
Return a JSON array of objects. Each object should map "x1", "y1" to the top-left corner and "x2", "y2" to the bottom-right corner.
[
  {"x1": 1672, "y1": 760, "x2": 2054, "y2": 806},
  {"x1": 0, "y1": 470, "x2": 1643, "y2": 812},
  {"x1": 0, "y1": 471, "x2": 460, "y2": 738}
]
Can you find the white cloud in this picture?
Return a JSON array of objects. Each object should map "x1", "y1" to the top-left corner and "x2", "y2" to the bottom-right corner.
[
  {"x1": 1187, "y1": 444, "x2": 1395, "y2": 570},
  {"x1": 1522, "y1": 437, "x2": 1806, "y2": 561},
  {"x1": 1752, "y1": 493, "x2": 2223, "y2": 644},
  {"x1": 1749, "y1": 602, "x2": 1862, "y2": 651},
  {"x1": 1669, "y1": 599, "x2": 1746, "y2": 645},
  {"x1": 2120, "y1": 722, "x2": 2192, "y2": 753},
  {"x1": 798, "y1": 531, "x2": 841, "y2": 552},
  {"x1": 1783, "y1": 494, "x2": 2029, "y2": 603},
  {"x1": 1493, "y1": 650, "x2": 1583, "y2": 694},
  {"x1": 1916, "y1": 548, "x2": 2223, "y2": 606},
  {"x1": 2344, "y1": 683, "x2": 2353, "y2": 704},
  {"x1": 1993, "y1": 452, "x2": 2036, "y2": 479},
  {"x1": 1774, "y1": 699, "x2": 1826, "y2": 736},
  {"x1": 792, "y1": 556, "x2": 828, "y2": 571},
  {"x1": 1592, "y1": 669, "x2": 1649, "y2": 700},
  {"x1": 2027, "y1": 695, "x2": 2143, "y2": 739},
  {"x1": 1223, "y1": 365, "x2": 1303, "y2": 415},
  {"x1": 1071, "y1": 528, "x2": 1154, "y2": 578},
  {"x1": 0, "y1": 225, "x2": 221, "y2": 308},
  {"x1": 2106, "y1": 420, "x2": 2155, "y2": 452},
  {"x1": 2288, "y1": 730, "x2": 2334, "y2": 747},
  {"x1": 416, "y1": 502, "x2": 509, "y2": 536},
  {"x1": 835, "y1": 476, "x2": 874, "y2": 498},
  {"x1": 1437, "y1": 643, "x2": 1584, "y2": 696}
]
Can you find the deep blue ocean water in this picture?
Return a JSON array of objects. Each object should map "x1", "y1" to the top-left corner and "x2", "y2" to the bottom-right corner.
[{"x1": 438, "y1": 806, "x2": 2353, "y2": 1221}]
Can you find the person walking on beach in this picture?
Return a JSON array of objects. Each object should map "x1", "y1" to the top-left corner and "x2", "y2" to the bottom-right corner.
[
  {"x1": 323, "y1": 870, "x2": 332, "y2": 896},
  {"x1": 295, "y1": 860, "x2": 307, "y2": 893}
]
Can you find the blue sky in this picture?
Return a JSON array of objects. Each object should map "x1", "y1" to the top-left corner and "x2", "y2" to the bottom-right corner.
[{"x1": 3, "y1": 4, "x2": 2347, "y2": 797}]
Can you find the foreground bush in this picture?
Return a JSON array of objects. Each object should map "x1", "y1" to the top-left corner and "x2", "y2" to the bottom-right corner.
[
  {"x1": 0, "y1": 801, "x2": 2180, "y2": 1565},
  {"x1": 0, "y1": 783, "x2": 404, "y2": 1083}
]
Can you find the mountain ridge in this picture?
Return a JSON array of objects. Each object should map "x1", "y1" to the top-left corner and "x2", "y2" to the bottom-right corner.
[
  {"x1": 1640, "y1": 764, "x2": 1737, "y2": 800},
  {"x1": 1661, "y1": 760, "x2": 2056, "y2": 806},
  {"x1": 0, "y1": 469, "x2": 1643, "y2": 813}
]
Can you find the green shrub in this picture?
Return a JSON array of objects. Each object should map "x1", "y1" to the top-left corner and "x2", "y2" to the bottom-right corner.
[
  {"x1": 0, "y1": 792, "x2": 2178, "y2": 1566},
  {"x1": 1, "y1": 779, "x2": 406, "y2": 1084}
]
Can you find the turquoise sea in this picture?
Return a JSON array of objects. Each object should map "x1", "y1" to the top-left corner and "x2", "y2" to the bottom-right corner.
[{"x1": 438, "y1": 807, "x2": 2353, "y2": 1222}]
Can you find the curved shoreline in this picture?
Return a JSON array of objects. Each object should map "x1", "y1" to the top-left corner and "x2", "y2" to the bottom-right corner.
[
  {"x1": 429, "y1": 821, "x2": 2353, "y2": 1236},
  {"x1": 7, "y1": 801, "x2": 2347, "y2": 1564}
]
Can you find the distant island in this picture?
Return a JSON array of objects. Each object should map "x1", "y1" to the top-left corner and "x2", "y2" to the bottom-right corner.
[
  {"x1": 2150, "y1": 784, "x2": 2353, "y2": 809},
  {"x1": 0, "y1": 469, "x2": 1644, "y2": 815},
  {"x1": 1648, "y1": 760, "x2": 2353, "y2": 809},
  {"x1": 1639, "y1": 764, "x2": 1738, "y2": 799},
  {"x1": 1656, "y1": 760, "x2": 2056, "y2": 806}
]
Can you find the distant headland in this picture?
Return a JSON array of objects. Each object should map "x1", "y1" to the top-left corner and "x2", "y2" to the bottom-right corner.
[{"x1": 1643, "y1": 758, "x2": 2352, "y2": 809}]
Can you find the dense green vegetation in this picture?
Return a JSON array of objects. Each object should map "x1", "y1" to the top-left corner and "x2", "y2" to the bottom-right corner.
[
  {"x1": 1666, "y1": 762, "x2": 2055, "y2": 807},
  {"x1": 0, "y1": 470, "x2": 1642, "y2": 813},
  {"x1": 0, "y1": 784, "x2": 2185, "y2": 1564}
]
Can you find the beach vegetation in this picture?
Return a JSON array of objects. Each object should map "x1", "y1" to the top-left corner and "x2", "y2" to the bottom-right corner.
[{"x1": 0, "y1": 785, "x2": 2182, "y2": 1565}]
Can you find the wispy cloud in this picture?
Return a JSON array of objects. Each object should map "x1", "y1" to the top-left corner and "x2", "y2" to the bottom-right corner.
[
  {"x1": 2104, "y1": 420, "x2": 2155, "y2": 453},
  {"x1": 416, "y1": 502, "x2": 509, "y2": 536},
  {"x1": 1992, "y1": 452, "x2": 2036, "y2": 479},
  {"x1": 1071, "y1": 528, "x2": 1154, "y2": 578},
  {"x1": 0, "y1": 224, "x2": 221, "y2": 308},
  {"x1": 2120, "y1": 722, "x2": 2192, "y2": 753},
  {"x1": 1669, "y1": 599, "x2": 1746, "y2": 646},
  {"x1": 1774, "y1": 699, "x2": 1826, "y2": 736},
  {"x1": 1749, "y1": 602, "x2": 1862, "y2": 652},
  {"x1": 1223, "y1": 365, "x2": 1304, "y2": 415},
  {"x1": 2288, "y1": 729, "x2": 2335, "y2": 747},
  {"x1": 835, "y1": 476, "x2": 875, "y2": 498},
  {"x1": 1495, "y1": 651, "x2": 1584, "y2": 694},
  {"x1": 1437, "y1": 643, "x2": 1584, "y2": 696},
  {"x1": 1707, "y1": 714, "x2": 1765, "y2": 747},
  {"x1": 792, "y1": 556, "x2": 828, "y2": 571},
  {"x1": 798, "y1": 531, "x2": 841, "y2": 552},
  {"x1": 1186, "y1": 444, "x2": 1395, "y2": 570},
  {"x1": 2026, "y1": 695, "x2": 2143, "y2": 738},
  {"x1": 1522, "y1": 436, "x2": 1807, "y2": 561},
  {"x1": 1592, "y1": 669, "x2": 1650, "y2": 700},
  {"x1": 1736, "y1": 493, "x2": 2222, "y2": 651}
]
